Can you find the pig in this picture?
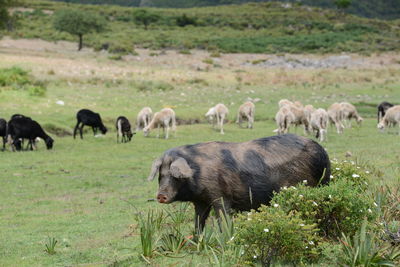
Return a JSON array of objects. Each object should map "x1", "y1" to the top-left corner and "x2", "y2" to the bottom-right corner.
[{"x1": 147, "y1": 134, "x2": 331, "y2": 233}]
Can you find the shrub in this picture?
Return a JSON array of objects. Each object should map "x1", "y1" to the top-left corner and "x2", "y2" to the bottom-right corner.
[
  {"x1": 135, "y1": 80, "x2": 174, "y2": 92},
  {"x1": 176, "y1": 14, "x2": 197, "y2": 27},
  {"x1": 235, "y1": 207, "x2": 320, "y2": 266},
  {"x1": 340, "y1": 219, "x2": 400, "y2": 267},
  {"x1": 271, "y1": 161, "x2": 377, "y2": 239},
  {"x1": 0, "y1": 66, "x2": 30, "y2": 88}
]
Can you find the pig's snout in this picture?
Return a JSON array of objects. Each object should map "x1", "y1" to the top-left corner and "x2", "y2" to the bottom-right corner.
[{"x1": 157, "y1": 193, "x2": 168, "y2": 203}]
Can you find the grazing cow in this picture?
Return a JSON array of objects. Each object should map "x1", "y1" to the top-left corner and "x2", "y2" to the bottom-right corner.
[
  {"x1": 7, "y1": 117, "x2": 54, "y2": 151},
  {"x1": 116, "y1": 116, "x2": 134, "y2": 143},
  {"x1": 73, "y1": 109, "x2": 107, "y2": 139},
  {"x1": 0, "y1": 118, "x2": 7, "y2": 151},
  {"x1": 136, "y1": 107, "x2": 153, "y2": 131},
  {"x1": 143, "y1": 108, "x2": 176, "y2": 139},
  {"x1": 377, "y1": 101, "x2": 394, "y2": 123},
  {"x1": 147, "y1": 134, "x2": 331, "y2": 232},
  {"x1": 236, "y1": 101, "x2": 255, "y2": 129},
  {"x1": 377, "y1": 105, "x2": 400, "y2": 134}
]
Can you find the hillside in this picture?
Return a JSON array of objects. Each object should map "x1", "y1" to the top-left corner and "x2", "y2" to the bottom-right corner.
[
  {"x1": 49, "y1": 0, "x2": 400, "y2": 19},
  {"x1": 8, "y1": 1, "x2": 400, "y2": 54}
]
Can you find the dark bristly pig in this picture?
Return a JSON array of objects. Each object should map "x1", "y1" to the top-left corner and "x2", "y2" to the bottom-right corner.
[{"x1": 147, "y1": 134, "x2": 331, "y2": 233}]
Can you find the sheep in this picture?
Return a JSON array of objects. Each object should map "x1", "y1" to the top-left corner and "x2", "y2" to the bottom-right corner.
[
  {"x1": 205, "y1": 103, "x2": 229, "y2": 134},
  {"x1": 143, "y1": 108, "x2": 176, "y2": 139},
  {"x1": 377, "y1": 101, "x2": 394, "y2": 123},
  {"x1": 0, "y1": 118, "x2": 6, "y2": 151},
  {"x1": 236, "y1": 101, "x2": 255, "y2": 129},
  {"x1": 294, "y1": 101, "x2": 304, "y2": 108},
  {"x1": 7, "y1": 117, "x2": 54, "y2": 151},
  {"x1": 340, "y1": 102, "x2": 363, "y2": 127},
  {"x1": 116, "y1": 116, "x2": 134, "y2": 143},
  {"x1": 73, "y1": 109, "x2": 108, "y2": 139},
  {"x1": 328, "y1": 103, "x2": 344, "y2": 134},
  {"x1": 278, "y1": 99, "x2": 294, "y2": 108},
  {"x1": 136, "y1": 107, "x2": 153, "y2": 131},
  {"x1": 310, "y1": 108, "x2": 329, "y2": 142},
  {"x1": 274, "y1": 106, "x2": 295, "y2": 135},
  {"x1": 304, "y1": 104, "x2": 315, "y2": 125},
  {"x1": 377, "y1": 105, "x2": 400, "y2": 134}
]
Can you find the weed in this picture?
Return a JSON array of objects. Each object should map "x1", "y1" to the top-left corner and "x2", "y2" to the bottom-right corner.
[{"x1": 44, "y1": 237, "x2": 58, "y2": 255}]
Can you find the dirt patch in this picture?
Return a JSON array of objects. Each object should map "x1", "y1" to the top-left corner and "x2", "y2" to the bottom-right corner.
[{"x1": 248, "y1": 55, "x2": 362, "y2": 69}]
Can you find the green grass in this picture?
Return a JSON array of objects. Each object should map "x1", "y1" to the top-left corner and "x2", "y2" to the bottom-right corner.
[
  {"x1": 0, "y1": 45, "x2": 399, "y2": 265},
  {"x1": 7, "y1": 0, "x2": 400, "y2": 54}
]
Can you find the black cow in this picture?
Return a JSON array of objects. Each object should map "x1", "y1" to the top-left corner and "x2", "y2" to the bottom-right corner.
[
  {"x1": 73, "y1": 109, "x2": 107, "y2": 139},
  {"x1": 147, "y1": 134, "x2": 331, "y2": 233}
]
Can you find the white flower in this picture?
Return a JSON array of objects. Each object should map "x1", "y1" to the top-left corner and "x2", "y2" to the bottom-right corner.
[
  {"x1": 365, "y1": 170, "x2": 370, "y2": 174},
  {"x1": 360, "y1": 210, "x2": 363, "y2": 212},
  {"x1": 351, "y1": 161, "x2": 355, "y2": 165},
  {"x1": 253, "y1": 255, "x2": 257, "y2": 259},
  {"x1": 328, "y1": 195, "x2": 332, "y2": 199},
  {"x1": 264, "y1": 228, "x2": 269, "y2": 233},
  {"x1": 305, "y1": 246, "x2": 309, "y2": 249},
  {"x1": 335, "y1": 167, "x2": 340, "y2": 170},
  {"x1": 352, "y1": 174, "x2": 360, "y2": 178},
  {"x1": 282, "y1": 186, "x2": 288, "y2": 190},
  {"x1": 374, "y1": 202, "x2": 378, "y2": 207},
  {"x1": 303, "y1": 180, "x2": 308, "y2": 184},
  {"x1": 290, "y1": 186, "x2": 297, "y2": 190},
  {"x1": 356, "y1": 166, "x2": 360, "y2": 169},
  {"x1": 299, "y1": 223, "x2": 305, "y2": 227},
  {"x1": 299, "y1": 194, "x2": 304, "y2": 198},
  {"x1": 309, "y1": 241, "x2": 314, "y2": 245},
  {"x1": 330, "y1": 175, "x2": 334, "y2": 179},
  {"x1": 273, "y1": 204, "x2": 279, "y2": 208},
  {"x1": 312, "y1": 201, "x2": 318, "y2": 206},
  {"x1": 368, "y1": 209, "x2": 372, "y2": 213}
]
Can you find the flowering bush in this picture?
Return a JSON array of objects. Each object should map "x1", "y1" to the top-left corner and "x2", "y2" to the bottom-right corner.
[
  {"x1": 235, "y1": 207, "x2": 320, "y2": 266},
  {"x1": 271, "y1": 161, "x2": 377, "y2": 238}
]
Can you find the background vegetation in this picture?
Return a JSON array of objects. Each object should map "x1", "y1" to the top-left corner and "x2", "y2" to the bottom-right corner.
[
  {"x1": 49, "y1": 0, "x2": 400, "y2": 19},
  {"x1": 3, "y1": 0, "x2": 398, "y2": 54}
]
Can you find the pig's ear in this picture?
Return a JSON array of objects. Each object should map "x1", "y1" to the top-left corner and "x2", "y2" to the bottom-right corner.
[
  {"x1": 170, "y1": 157, "x2": 193, "y2": 179},
  {"x1": 147, "y1": 157, "x2": 162, "y2": 181}
]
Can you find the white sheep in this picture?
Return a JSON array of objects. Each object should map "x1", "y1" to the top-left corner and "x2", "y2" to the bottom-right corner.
[
  {"x1": 328, "y1": 103, "x2": 344, "y2": 134},
  {"x1": 310, "y1": 108, "x2": 329, "y2": 142},
  {"x1": 377, "y1": 105, "x2": 400, "y2": 134},
  {"x1": 304, "y1": 104, "x2": 315, "y2": 125},
  {"x1": 143, "y1": 108, "x2": 176, "y2": 139},
  {"x1": 236, "y1": 101, "x2": 255, "y2": 129},
  {"x1": 274, "y1": 106, "x2": 295, "y2": 135},
  {"x1": 205, "y1": 103, "x2": 229, "y2": 134},
  {"x1": 136, "y1": 107, "x2": 153, "y2": 131},
  {"x1": 340, "y1": 102, "x2": 363, "y2": 127},
  {"x1": 278, "y1": 99, "x2": 294, "y2": 108}
]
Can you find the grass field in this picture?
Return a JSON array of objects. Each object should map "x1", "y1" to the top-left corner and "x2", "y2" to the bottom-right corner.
[{"x1": 0, "y1": 40, "x2": 399, "y2": 266}]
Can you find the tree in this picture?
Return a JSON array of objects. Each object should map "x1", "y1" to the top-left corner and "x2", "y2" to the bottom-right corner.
[
  {"x1": 334, "y1": 0, "x2": 352, "y2": 11},
  {"x1": 0, "y1": 0, "x2": 16, "y2": 31},
  {"x1": 132, "y1": 9, "x2": 160, "y2": 30},
  {"x1": 53, "y1": 9, "x2": 106, "y2": 51}
]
